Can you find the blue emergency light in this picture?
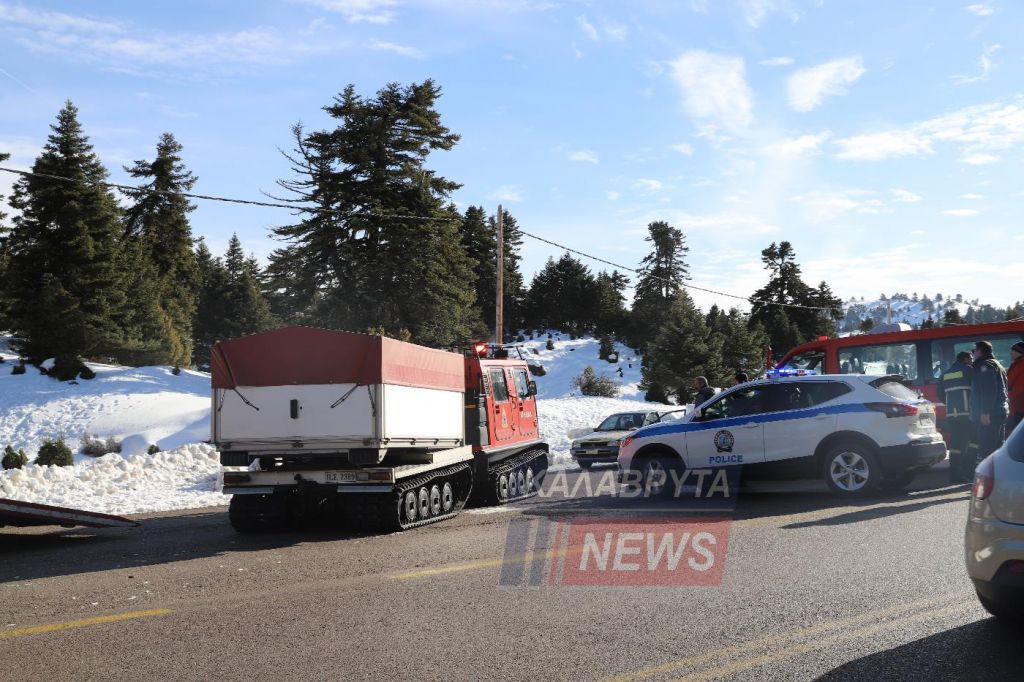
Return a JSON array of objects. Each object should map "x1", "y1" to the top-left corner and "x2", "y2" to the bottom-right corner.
[{"x1": 766, "y1": 368, "x2": 818, "y2": 380}]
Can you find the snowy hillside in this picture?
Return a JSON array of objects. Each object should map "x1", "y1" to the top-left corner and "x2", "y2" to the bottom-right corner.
[
  {"x1": 842, "y1": 294, "x2": 974, "y2": 329},
  {"x1": 0, "y1": 332, "x2": 665, "y2": 515}
]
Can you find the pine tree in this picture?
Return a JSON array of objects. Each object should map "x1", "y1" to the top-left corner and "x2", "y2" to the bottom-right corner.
[
  {"x1": 630, "y1": 221, "x2": 689, "y2": 352},
  {"x1": 641, "y1": 291, "x2": 721, "y2": 404},
  {"x1": 748, "y1": 241, "x2": 841, "y2": 356},
  {"x1": 0, "y1": 150, "x2": 10, "y2": 329},
  {"x1": 122, "y1": 133, "x2": 200, "y2": 366},
  {"x1": 4, "y1": 102, "x2": 126, "y2": 363},
  {"x1": 709, "y1": 308, "x2": 769, "y2": 384},
  {"x1": 269, "y1": 82, "x2": 482, "y2": 347},
  {"x1": 593, "y1": 270, "x2": 629, "y2": 337},
  {"x1": 192, "y1": 238, "x2": 229, "y2": 368},
  {"x1": 524, "y1": 253, "x2": 598, "y2": 334}
]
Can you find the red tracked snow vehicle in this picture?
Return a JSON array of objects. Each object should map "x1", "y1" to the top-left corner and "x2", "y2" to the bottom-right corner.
[{"x1": 211, "y1": 327, "x2": 548, "y2": 531}]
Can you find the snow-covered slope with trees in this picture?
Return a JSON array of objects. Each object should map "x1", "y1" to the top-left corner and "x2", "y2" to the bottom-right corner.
[
  {"x1": 840, "y1": 293, "x2": 1020, "y2": 330},
  {"x1": 0, "y1": 332, "x2": 663, "y2": 515}
]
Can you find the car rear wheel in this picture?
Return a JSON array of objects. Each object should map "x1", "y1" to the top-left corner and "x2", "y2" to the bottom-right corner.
[
  {"x1": 977, "y1": 590, "x2": 1024, "y2": 622},
  {"x1": 823, "y1": 442, "x2": 880, "y2": 497}
]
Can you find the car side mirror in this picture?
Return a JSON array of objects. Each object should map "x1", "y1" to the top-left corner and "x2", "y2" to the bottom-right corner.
[{"x1": 528, "y1": 380, "x2": 537, "y2": 396}]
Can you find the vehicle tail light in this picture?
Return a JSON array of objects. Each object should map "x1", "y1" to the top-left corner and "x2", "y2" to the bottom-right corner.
[
  {"x1": 973, "y1": 455, "x2": 995, "y2": 500},
  {"x1": 864, "y1": 402, "x2": 918, "y2": 418},
  {"x1": 223, "y1": 473, "x2": 251, "y2": 484},
  {"x1": 369, "y1": 470, "x2": 393, "y2": 482}
]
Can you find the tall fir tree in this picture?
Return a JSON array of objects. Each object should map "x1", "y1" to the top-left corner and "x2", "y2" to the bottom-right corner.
[
  {"x1": 709, "y1": 307, "x2": 770, "y2": 383},
  {"x1": 122, "y1": 133, "x2": 200, "y2": 366},
  {"x1": 268, "y1": 81, "x2": 482, "y2": 347},
  {"x1": 4, "y1": 102, "x2": 126, "y2": 363},
  {"x1": 640, "y1": 291, "x2": 722, "y2": 404},
  {"x1": 748, "y1": 241, "x2": 842, "y2": 356},
  {"x1": 0, "y1": 150, "x2": 10, "y2": 329},
  {"x1": 524, "y1": 253, "x2": 599, "y2": 334},
  {"x1": 630, "y1": 221, "x2": 689, "y2": 352},
  {"x1": 593, "y1": 270, "x2": 630, "y2": 337},
  {"x1": 191, "y1": 236, "x2": 274, "y2": 368}
]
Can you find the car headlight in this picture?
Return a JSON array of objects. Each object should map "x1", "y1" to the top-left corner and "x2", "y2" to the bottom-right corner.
[
  {"x1": 571, "y1": 441, "x2": 580, "y2": 449},
  {"x1": 608, "y1": 439, "x2": 621, "y2": 446}
]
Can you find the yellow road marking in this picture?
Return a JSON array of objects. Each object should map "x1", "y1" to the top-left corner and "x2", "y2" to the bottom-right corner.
[
  {"x1": 671, "y1": 603, "x2": 969, "y2": 682},
  {"x1": 0, "y1": 608, "x2": 173, "y2": 640},
  {"x1": 389, "y1": 492, "x2": 967, "y2": 580},
  {"x1": 603, "y1": 593, "x2": 960, "y2": 682}
]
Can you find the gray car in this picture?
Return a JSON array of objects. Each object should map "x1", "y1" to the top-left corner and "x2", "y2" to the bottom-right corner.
[
  {"x1": 965, "y1": 420, "x2": 1024, "y2": 620},
  {"x1": 570, "y1": 411, "x2": 668, "y2": 469}
]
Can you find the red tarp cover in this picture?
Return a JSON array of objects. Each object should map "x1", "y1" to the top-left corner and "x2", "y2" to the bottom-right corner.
[{"x1": 211, "y1": 326, "x2": 464, "y2": 392}]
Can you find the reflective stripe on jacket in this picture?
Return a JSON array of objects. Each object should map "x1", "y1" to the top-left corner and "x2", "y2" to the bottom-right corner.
[{"x1": 940, "y1": 362, "x2": 973, "y2": 419}]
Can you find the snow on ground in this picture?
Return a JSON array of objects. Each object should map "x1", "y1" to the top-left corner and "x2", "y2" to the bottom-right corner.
[
  {"x1": 0, "y1": 443, "x2": 224, "y2": 515},
  {"x1": 0, "y1": 331, "x2": 666, "y2": 514}
]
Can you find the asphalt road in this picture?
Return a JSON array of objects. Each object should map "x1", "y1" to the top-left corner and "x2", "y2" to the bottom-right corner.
[{"x1": 2, "y1": 462, "x2": 1022, "y2": 681}]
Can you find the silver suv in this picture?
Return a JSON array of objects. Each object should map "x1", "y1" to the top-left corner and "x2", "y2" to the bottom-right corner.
[{"x1": 965, "y1": 421, "x2": 1024, "y2": 620}]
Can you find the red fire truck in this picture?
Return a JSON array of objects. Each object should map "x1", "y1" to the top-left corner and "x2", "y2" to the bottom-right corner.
[
  {"x1": 211, "y1": 327, "x2": 548, "y2": 532},
  {"x1": 775, "y1": 321, "x2": 1024, "y2": 419}
]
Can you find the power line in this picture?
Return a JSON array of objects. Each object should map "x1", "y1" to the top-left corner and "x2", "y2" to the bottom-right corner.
[{"x1": 0, "y1": 165, "x2": 835, "y2": 312}]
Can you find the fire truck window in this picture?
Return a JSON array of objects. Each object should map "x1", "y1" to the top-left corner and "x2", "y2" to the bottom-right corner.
[
  {"x1": 839, "y1": 343, "x2": 918, "y2": 380},
  {"x1": 513, "y1": 369, "x2": 530, "y2": 399},
  {"x1": 489, "y1": 369, "x2": 509, "y2": 402},
  {"x1": 783, "y1": 350, "x2": 824, "y2": 372},
  {"x1": 949, "y1": 334, "x2": 1023, "y2": 370}
]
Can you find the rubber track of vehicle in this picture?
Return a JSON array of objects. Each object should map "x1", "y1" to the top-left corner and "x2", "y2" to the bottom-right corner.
[
  {"x1": 345, "y1": 462, "x2": 473, "y2": 533},
  {"x1": 476, "y1": 449, "x2": 549, "y2": 506}
]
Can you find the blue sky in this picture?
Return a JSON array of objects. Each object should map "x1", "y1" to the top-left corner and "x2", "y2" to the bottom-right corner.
[{"x1": 1, "y1": 0, "x2": 1022, "y2": 309}]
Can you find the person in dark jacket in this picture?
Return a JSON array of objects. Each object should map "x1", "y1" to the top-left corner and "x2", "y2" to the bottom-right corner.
[
  {"x1": 693, "y1": 376, "x2": 717, "y2": 405},
  {"x1": 940, "y1": 351, "x2": 975, "y2": 483},
  {"x1": 1007, "y1": 341, "x2": 1024, "y2": 435},
  {"x1": 732, "y1": 371, "x2": 749, "y2": 386},
  {"x1": 971, "y1": 340, "x2": 1009, "y2": 464}
]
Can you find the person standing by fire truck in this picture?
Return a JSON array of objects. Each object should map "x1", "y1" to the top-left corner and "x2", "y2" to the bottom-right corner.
[
  {"x1": 971, "y1": 340, "x2": 1008, "y2": 465},
  {"x1": 940, "y1": 351, "x2": 974, "y2": 483},
  {"x1": 1007, "y1": 341, "x2": 1024, "y2": 435}
]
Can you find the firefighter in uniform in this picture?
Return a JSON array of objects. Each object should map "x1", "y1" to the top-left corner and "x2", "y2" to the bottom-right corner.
[
  {"x1": 971, "y1": 340, "x2": 1009, "y2": 466},
  {"x1": 940, "y1": 351, "x2": 975, "y2": 483}
]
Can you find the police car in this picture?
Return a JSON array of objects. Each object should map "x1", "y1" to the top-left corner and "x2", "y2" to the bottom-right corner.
[{"x1": 617, "y1": 370, "x2": 947, "y2": 497}]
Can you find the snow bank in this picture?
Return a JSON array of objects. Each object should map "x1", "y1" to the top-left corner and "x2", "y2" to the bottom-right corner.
[
  {"x1": 517, "y1": 331, "x2": 646, "y2": 399},
  {"x1": 0, "y1": 443, "x2": 224, "y2": 515}
]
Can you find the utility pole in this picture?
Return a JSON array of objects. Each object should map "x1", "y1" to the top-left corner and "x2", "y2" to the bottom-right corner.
[{"x1": 495, "y1": 204, "x2": 504, "y2": 345}]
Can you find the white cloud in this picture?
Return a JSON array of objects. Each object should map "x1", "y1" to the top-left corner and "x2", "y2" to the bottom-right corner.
[
  {"x1": 568, "y1": 149, "x2": 599, "y2": 164},
  {"x1": 670, "y1": 142, "x2": 694, "y2": 155},
  {"x1": 367, "y1": 40, "x2": 423, "y2": 58},
  {"x1": 294, "y1": 0, "x2": 399, "y2": 24},
  {"x1": 759, "y1": 56, "x2": 794, "y2": 66},
  {"x1": 739, "y1": 0, "x2": 798, "y2": 28},
  {"x1": 607, "y1": 190, "x2": 620, "y2": 200},
  {"x1": 601, "y1": 19, "x2": 629, "y2": 42},
  {"x1": 0, "y1": 2, "x2": 124, "y2": 34},
  {"x1": 792, "y1": 190, "x2": 891, "y2": 223},
  {"x1": 960, "y1": 192, "x2": 985, "y2": 200},
  {"x1": 953, "y1": 44, "x2": 1000, "y2": 85},
  {"x1": 634, "y1": 178, "x2": 664, "y2": 193},
  {"x1": 890, "y1": 188, "x2": 923, "y2": 203},
  {"x1": 668, "y1": 51, "x2": 753, "y2": 135},
  {"x1": 761, "y1": 131, "x2": 832, "y2": 157},
  {"x1": 834, "y1": 130, "x2": 933, "y2": 161},
  {"x1": 576, "y1": 14, "x2": 599, "y2": 41},
  {"x1": 962, "y1": 152, "x2": 1000, "y2": 165},
  {"x1": 944, "y1": 208, "x2": 980, "y2": 216},
  {"x1": 787, "y1": 56, "x2": 865, "y2": 112},
  {"x1": 834, "y1": 97, "x2": 1024, "y2": 162},
  {"x1": 966, "y1": 4, "x2": 995, "y2": 16},
  {"x1": 489, "y1": 185, "x2": 524, "y2": 202}
]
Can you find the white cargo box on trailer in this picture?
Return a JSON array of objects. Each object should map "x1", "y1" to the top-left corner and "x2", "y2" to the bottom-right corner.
[{"x1": 211, "y1": 327, "x2": 466, "y2": 453}]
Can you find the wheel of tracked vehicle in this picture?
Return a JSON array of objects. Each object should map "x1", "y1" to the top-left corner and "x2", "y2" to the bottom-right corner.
[
  {"x1": 497, "y1": 473, "x2": 510, "y2": 501},
  {"x1": 417, "y1": 486, "x2": 431, "y2": 519},
  {"x1": 516, "y1": 470, "x2": 527, "y2": 496},
  {"x1": 403, "y1": 490, "x2": 419, "y2": 523},
  {"x1": 525, "y1": 467, "x2": 535, "y2": 493},
  {"x1": 441, "y1": 481, "x2": 455, "y2": 512},
  {"x1": 429, "y1": 484, "x2": 442, "y2": 516}
]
